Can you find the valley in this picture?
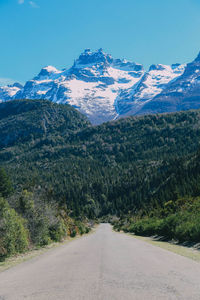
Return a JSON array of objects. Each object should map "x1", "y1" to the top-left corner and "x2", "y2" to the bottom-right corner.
[{"x1": 0, "y1": 99, "x2": 200, "y2": 259}]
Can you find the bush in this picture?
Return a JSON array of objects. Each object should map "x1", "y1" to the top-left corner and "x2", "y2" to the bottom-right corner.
[
  {"x1": 127, "y1": 218, "x2": 162, "y2": 236},
  {"x1": 17, "y1": 190, "x2": 63, "y2": 246},
  {"x1": 76, "y1": 222, "x2": 86, "y2": 235},
  {"x1": 49, "y1": 218, "x2": 66, "y2": 242},
  {"x1": 0, "y1": 198, "x2": 29, "y2": 260},
  {"x1": 174, "y1": 215, "x2": 200, "y2": 242},
  {"x1": 70, "y1": 229, "x2": 77, "y2": 238},
  {"x1": 121, "y1": 202, "x2": 200, "y2": 243},
  {"x1": 156, "y1": 215, "x2": 178, "y2": 239},
  {"x1": 85, "y1": 227, "x2": 91, "y2": 234}
]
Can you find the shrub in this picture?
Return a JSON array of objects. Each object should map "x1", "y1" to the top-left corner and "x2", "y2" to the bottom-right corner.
[
  {"x1": 49, "y1": 218, "x2": 66, "y2": 242},
  {"x1": 76, "y1": 222, "x2": 85, "y2": 235},
  {"x1": 70, "y1": 228, "x2": 77, "y2": 237},
  {"x1": 156, "y1": 215, "x2": 178, "y2": 239},
  {"x1": 85, "y1": 227, "x2": 90, "y2": 234},
  {"x1": 30, "y1": 215, "x2": 51, "y2": 246},
  {"x1": 0, "y1": 198, "x2": 29, "y2": 260},
  {"x1": 127, "y1": 218, "x2": 162, "y2": 236},
  {"x1": 174, "y1": 215, "x2": 200, "y2": 242}
]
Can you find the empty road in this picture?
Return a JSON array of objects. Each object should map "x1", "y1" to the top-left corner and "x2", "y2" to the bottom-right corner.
[{"x1": 0, "y1": 224, "x2": 200, "y2": 300}]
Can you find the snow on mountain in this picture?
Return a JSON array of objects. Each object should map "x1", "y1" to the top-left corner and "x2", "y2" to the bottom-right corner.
[
  {"x1": 136, "y1": 52, "x2": 200, "y2": 115},
  {"x1": 0, "y1": 83, "x2": 23, "y2": 103},
  {"x1": 115, "y1": 63, "x2": 186, "y2": 116},
  {"x1": 1, "y1": 49, "x2": 200, "y2": 123},
  {"x1": 14, "y1": 49, "x2": 145, "y2": 124}
]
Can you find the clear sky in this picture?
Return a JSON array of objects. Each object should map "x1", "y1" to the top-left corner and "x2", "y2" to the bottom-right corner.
[{"x1": 0, "y1": 0, "x2": 200, "y2": 85}]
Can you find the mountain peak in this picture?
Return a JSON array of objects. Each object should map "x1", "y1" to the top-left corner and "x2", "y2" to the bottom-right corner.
[
  {"x1": 149, "y1": 64, "x2": 166, "y2": 71},
  {"x1": 8, "y1": 82, "x2": 23, "y2": 89},
  {"x1": 37, "y1": 66, "x2": 60, "y2": 78},
  {"x1": 75, "y1": 48, "x2": 113, "y2": 66}
]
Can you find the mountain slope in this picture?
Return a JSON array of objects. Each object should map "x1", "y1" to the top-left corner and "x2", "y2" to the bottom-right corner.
[
  {"x1": 0, "y1": 83, "x2": 23, "y2": 102},
  {"x1": 0, "y1": 100, "x2": 200, "y2": 217},
  {"x1": 0, "y1": 99, "x2": 90, "y2": 147},
  {"x1": 117, "y1": 63, "x2": 185, "y2": 116},
  {"x1": 135, "y1": 53, "x2": 200, "y2": 115}
]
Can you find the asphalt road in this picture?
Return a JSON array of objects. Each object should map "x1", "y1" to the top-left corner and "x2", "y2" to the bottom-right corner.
[{"x1": 0, "y1": 224, "x2": 200, "y2": 300}]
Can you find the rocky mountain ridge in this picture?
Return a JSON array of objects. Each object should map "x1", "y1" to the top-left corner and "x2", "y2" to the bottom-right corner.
[{"x1": 1, "y1": 49, "x2": 200, "y2": 124}]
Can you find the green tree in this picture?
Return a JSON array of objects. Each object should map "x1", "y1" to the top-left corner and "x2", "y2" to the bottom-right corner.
[
  {"x1": 0, "y1": 168, "x2": 13, "y2": 198},
  {"x1": 0, "y1": 198, "x2": 29, "y2": 260}
]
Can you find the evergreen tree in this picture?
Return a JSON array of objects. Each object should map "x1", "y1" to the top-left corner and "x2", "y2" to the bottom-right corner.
[{"x1": 0, "y1": 168, "x2": 13, "y2": 198}]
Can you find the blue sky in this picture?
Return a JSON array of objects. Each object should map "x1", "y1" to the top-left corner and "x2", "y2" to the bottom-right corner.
[{"x1": 0, "y1": 0, "x2": 200, "y2": 85}]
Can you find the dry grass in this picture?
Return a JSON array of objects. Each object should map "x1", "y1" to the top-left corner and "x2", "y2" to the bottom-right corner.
[{"x1": 130, "y1": 234, "x2": 200, "y2": 262}]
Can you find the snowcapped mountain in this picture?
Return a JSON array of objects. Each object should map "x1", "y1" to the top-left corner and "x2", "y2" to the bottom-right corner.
[
  {"x1": 137, "y1": 52, "x2": 200, "y2": 115},
  {"x1": 0, "y1": 83, "x2": 23, "y2": 103},
  {"x1": 12, "y1": 49, "x2": 145, "y2": 124},
  {"x1": 116, "y1": 63, "x2": 185, "y2": 116},
  {"x1": 1, "y1": 49, "x2": 200, "y2": 124}
]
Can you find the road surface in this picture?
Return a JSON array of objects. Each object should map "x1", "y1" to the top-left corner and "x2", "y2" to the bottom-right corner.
[{"x1": 0, "y1": 224, "x2": 200, "y2": 300}]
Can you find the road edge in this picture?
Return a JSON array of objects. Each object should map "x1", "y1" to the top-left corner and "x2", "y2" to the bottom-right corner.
[
  {"x1": 113, "y1": 228, "x2": 200, "y2": 262},
  {"x1": 0, "y1": 226, "x2": 97, "y2": 273}
]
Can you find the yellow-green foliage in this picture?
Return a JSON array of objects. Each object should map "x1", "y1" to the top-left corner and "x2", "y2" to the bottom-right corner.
[
  {"x1": 49, "y1": 218, "x2": 66, "y2": 242},
  {"x1": 17, "y1": 190, "x2": 67, "y2": 246},
  {"x1": 0, "y1": 198, "x2": 29, "y2": 260},
  {"x1": 75, "y1": 221, "x2": 91, "y2": 235}
]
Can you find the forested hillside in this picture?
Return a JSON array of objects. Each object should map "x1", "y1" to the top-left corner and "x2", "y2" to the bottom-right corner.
[
  {"x1": 0, "y1": 100, "x2": 91, "y2": 260},
  {"x1": 0, "y1": 99, "x2": 200, "y2": 221},
  {"x1": 113, "y1": 149, "x2": 200, "y2": 242},
  {"x1": 0, "y1": 99, "x2": 90, "y2": 148}
]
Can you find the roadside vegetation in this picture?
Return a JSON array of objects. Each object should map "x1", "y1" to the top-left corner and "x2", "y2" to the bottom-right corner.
[
  {"x1": 113, "y1": 195, "x2": 200, "y2": 243},
  {"x1": 112, "y1": 147, "x2": 200, "y2": 243},
  {"x1": 0, "y1": 168, "x2": 91, "y2": 261}
]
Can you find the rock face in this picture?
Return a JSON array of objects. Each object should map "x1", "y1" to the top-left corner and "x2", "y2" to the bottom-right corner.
[
  {"x1": 2, "y1": 49, "x2": 200, "y2": 124},
  {"x1": 0, "y1": 83, "x2": 23, "y2": 102},
  {"x1": 136, "y1": 53, "x2": 200, "y2": 115},
  {"x1": 116, "y1": 63, "x2": 185, "y2": 117},
  {"x1": 7, "y1": 49, "x2": 146, "y2": 124}
]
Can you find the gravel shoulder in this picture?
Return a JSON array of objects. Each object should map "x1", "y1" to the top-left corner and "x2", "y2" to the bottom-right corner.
[{"x1": 127, "y1": 233, "x2": 200, "y2": 262}]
